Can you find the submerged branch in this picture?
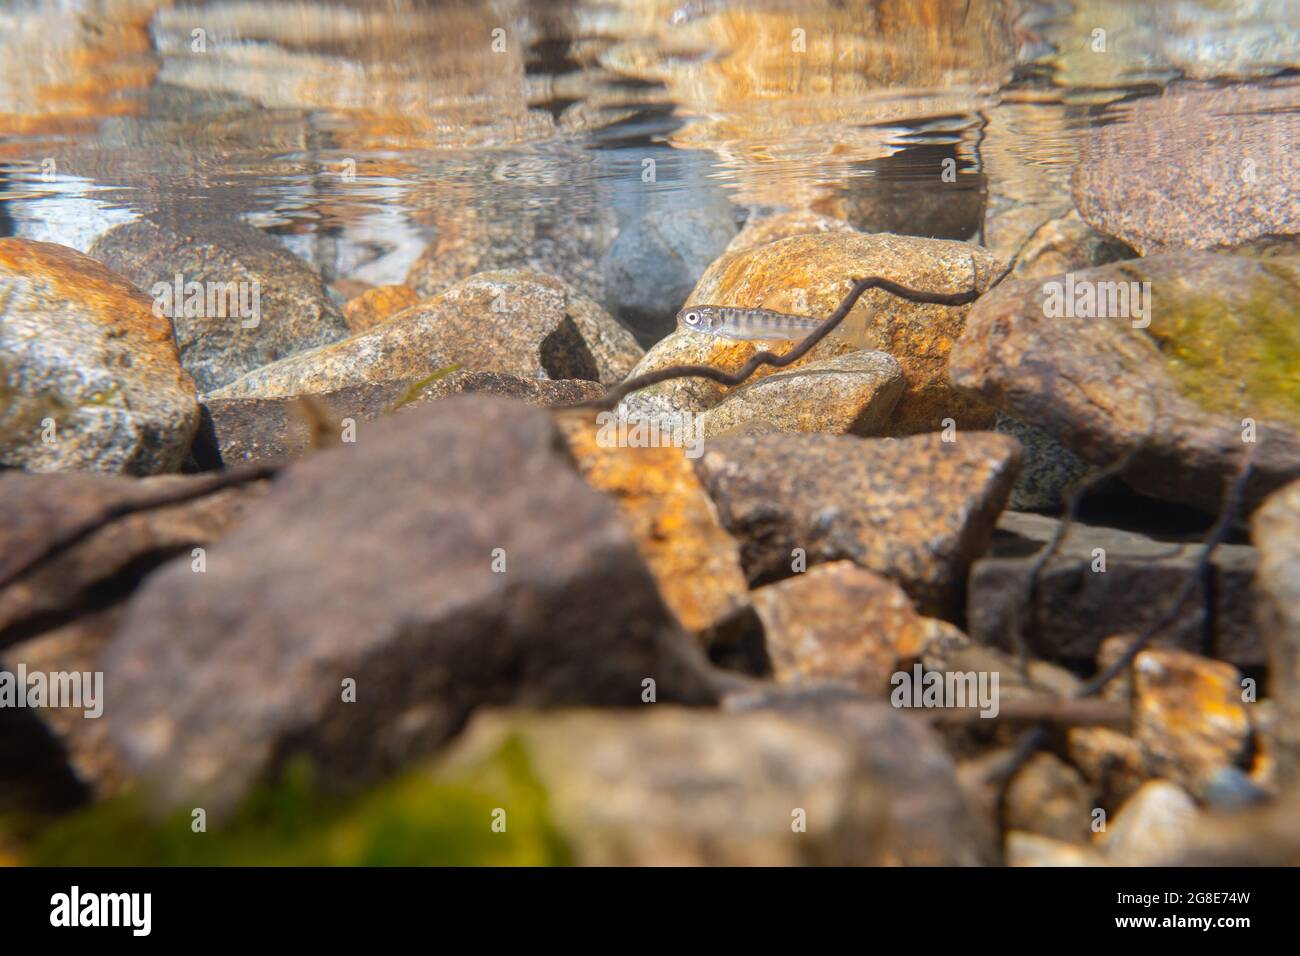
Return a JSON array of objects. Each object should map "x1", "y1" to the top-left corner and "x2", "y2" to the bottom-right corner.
[{"x1": 570, "y1": 261, "x2": 982, "y2": 412}]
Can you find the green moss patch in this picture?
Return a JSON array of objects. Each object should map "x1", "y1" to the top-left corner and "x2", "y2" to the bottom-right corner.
[
  {"x1": 9, "y1": 735, "x2": 571, "y2": 867},
  {"x1": 1145, "y1": 268, "x2": 1300, "y2": 427}
]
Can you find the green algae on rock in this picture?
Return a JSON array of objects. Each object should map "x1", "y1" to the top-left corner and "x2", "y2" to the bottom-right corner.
[
  {"x1": 21, "y1": 740, "x2": 571, "y2": 866},
  {"x1": 950, "y1": 249, "x2": 1300, "y2": 513}
]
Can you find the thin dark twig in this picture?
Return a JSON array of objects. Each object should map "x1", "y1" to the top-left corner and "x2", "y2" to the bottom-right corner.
[
  {"x1": 986, "y1": 446, "x2": 1256, "y2": 792},
  {"x1": 1010, "y1": 395, "x2": 1157, "y2": 683},
  {"x1": 1077, "y1": 450, "x2": 1255, "y2": 698},
  {"x1": 0, "y1": 462, "x2": 281, "y2": 594},
  {"x1": 568, "y1": 260, "x2": 982, "y2": 411},
  {"x1": 1009, "y1": 445, "x2": 1142, "y2": 683}
]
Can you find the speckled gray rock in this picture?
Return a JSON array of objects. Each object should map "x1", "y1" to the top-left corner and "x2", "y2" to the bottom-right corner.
[
  {"x1": 1074, "y1": 82, "x2": 1300, "y2": 254},
  {"x1": 693, "y1": 431, "x2": 1021, "y2": 618},
  {"x1": 105, "y1": 396, "x2": 718, "y2": 813},
  {"x1": 0, "y1": 239, "x2": 199, "y2": 475},
  {"x1": 1252, "y1": 478, "x2": 1300, "y2": 790},
  {"x1": 970, "y1": 510, "x2": 1262, "y2": 668},
  {"x1": 212, "y1": 270, "x2": 643, "y2": 399},
  {"x1": 602, "y1": 206, "x2": 738, "y2": 344},
  {"x1": 992, "y1": 412, "x2": 1090, "y2": 512},
  {"x1": 698, "y1": 350, "x2": 904, "y2": 439},
  {"x1": 89, "y1": 215, "x2": 349, "y2": 392}
]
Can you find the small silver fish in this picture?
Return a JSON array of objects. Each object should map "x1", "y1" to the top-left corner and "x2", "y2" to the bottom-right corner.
[{"x1": 676, "y1": 304, "x2": 824, "y2": 341}]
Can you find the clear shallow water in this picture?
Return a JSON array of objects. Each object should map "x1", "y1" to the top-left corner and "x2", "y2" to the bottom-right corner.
[{"x1": 0, "y1": 0, "x2": 1296, "y2": 288}]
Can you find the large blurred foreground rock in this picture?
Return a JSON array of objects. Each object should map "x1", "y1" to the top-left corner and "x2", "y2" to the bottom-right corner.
[
  {"x1": 1253, "y1": 479, "x2": 1300, "y2": 790},
  {"x1": 436, "y1": 690, "x2": 994, "y2": 866},
  {"x1": 0, "y1": 471, "x2": 265, "y2": 645},
  {"x1": 105, "y1": 397, "x2": 719, "y2": 814}
]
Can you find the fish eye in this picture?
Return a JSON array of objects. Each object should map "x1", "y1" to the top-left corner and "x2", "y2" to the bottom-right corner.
[{"x1": 684, "y1": 311, "x2": 699, "y2": 325}]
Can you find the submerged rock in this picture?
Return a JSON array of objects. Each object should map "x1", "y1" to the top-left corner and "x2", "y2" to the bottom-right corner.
[
  {"x1": 89, "y1": 215, "x2": 349, "y2": 392},
  {"x1": 682, "y1": 232, "x2": 1000, "y2": 433},
  {"x1": 555, "y1": 413, "x2": 750, "y2": 642},
  {"x1": 726, "y1": 211, "x2": 858, "y2": 256},
  {"x1": 1100, "y1": 780, "x2": 1200, "y2": 866},
  {"x1": 993, "y1": 412, "x2": 1090, "y2": 511},
  {"x1": 212, "y1": 270, "x2": 643, "y2": 399},
  {"x1": 1074, "y1": 82, "x2": 1300, "y2": 254},
  {"x1": 433, "y1": 705, "x2": 890, "y2": 866},
  {"x1": 104, "y1": 397, "x2": 718, "y2": 814},
  {"x1": 616, "y1": 325, "x2": 860, "y2": 423},
  {"x1": 0, "y1": 239, "x2": 199, "y2": 475},
  {"x1": 3, "y1": 607, "x2": 127, "y2": 799},
  {"x1": 950, "y1": 249, "x2": 1300, "y2": 514},
  {"x1": 749, "y1": 561, "x2": 940, "y2": 694},
  {"x1": 722, "y1": 683, "x2": 997, "y2": 866},
  {"x1": 1005, "y1": 832, "x2": 1103, "y2": 867},
  {"x1": 602, "y1": 206, "x2": 738, "y2": 344},
  {"x1": 0, "y1": 470, "x2": 265, "y2": 643},
  {"x1": 1004, "y1": 752, "x2": 1095, "y2": 844},
  {"x1": 1068, "y1": 726, "x2": 1150, "y2": 809},
  {"x1": 198, "y1": 370, "x2": 604, "y2": 467},
  {"x1": 1130, "y1": 649, "x2": 1252, "y2": 795},
  {"x1": 697, "y1": 350, "x2": 904, "y2": 439},
  {"x1": 405, "y1": 202, "x2": 617, "y2": 301},
  {"x1": 341, "y1": 284, "x2": 419, "y2": 334},
  {"x1": 693, "y1": 431, "x2": 1020, "y2": 618},
  {"x1": 1250, "y1": 478, "x2": 1300, "y2": 790},
  {"x1": 968, "y1": 511, "x2": 1262, "y2": 668}
]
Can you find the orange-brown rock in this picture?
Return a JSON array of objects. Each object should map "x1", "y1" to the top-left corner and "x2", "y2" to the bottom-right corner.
[
  {"x1": 698, "y1": 351, "x2": 904, "y2": 438},
  {"x1": 0, "y1": 239, "x2": 198, "y2": 474},
  {"x1": 1130, "y1": 648, "x2": 1252, "y2": 794},
  {"x1": 213, "y1": 270, "x2": 643, "y2": 399},
  {"x1": 749, "y1": 561, "x2": 934, "y2": 694},
  {"x1": 556, "y1": 412, "x2": 749, "y2": 639},
  {"x1": 678, "y1": 232, "x2": 1000, "y2": 433},
  {"x1": 726, "y1": 211, "x2": 857, "y2": 256},
  {"x1": 342, "y1": 284, "x2": 419, "y2": 333}
]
